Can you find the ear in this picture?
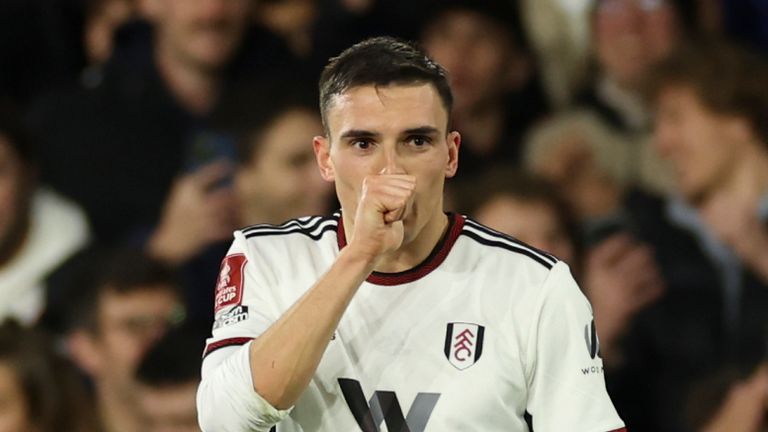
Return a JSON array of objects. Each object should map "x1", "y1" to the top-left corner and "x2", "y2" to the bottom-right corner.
[
  {"x1": 445, "y1": 131, "x2": 461, "y2": 178},
  {"x1": 313, "y1": 135, "x2": 335, "y2": 182},
  {"x1": 66, "y1": 330, "x2": 104, "y2": 378}
]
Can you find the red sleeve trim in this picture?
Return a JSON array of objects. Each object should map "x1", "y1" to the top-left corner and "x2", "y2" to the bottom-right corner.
[
  {"x1": 203, "y1": 337, "x2": 254, "y2": 358},
  {"x1": 609, "y1": 428, "x2": 627, "y2": 432}
]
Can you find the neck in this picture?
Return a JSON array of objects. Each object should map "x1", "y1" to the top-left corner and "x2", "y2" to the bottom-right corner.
[
  {"x1": 97, "y1": 382, "x2": 144, "y2": 432},
  {"x1": 352, "y1": 211, "x2": 449, "y2": 274},
  {"x1": 698, "y1": 145, "x2": 768, "y2": 208},
  {"x1": 453, "y1": 102, "x2": 505, "y2": 156},
  {"x1": 155, "y1": 43, "x2": 221, "y2": 116},
  {"x1": 238, "y1": 202, "x2": 285, "y2": 226}
]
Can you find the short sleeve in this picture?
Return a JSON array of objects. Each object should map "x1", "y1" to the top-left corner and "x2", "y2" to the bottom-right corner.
[
  {"x1": 525, "y1": 262, "x2": 626, "y2": 432},
  {"x1": 203, "y1": 231, "x2": 282, "y2": 357},
  {"x1": 197, "y1": 232, "x2": 293, "y2": 431}
]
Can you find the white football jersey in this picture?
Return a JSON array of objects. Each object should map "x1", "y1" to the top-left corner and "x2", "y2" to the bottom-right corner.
[{"x1": 197, "y1": 213, "x2": 626, "y2": 432}]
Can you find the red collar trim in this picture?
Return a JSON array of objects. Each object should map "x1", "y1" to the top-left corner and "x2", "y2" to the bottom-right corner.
[{"x1": 336, "y1": 213, "x2": 465, "y2": 286}]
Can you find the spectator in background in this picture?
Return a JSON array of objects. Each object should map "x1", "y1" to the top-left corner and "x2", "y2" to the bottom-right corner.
[
  {"x1": 522, "y1": 110, "x2": 724, "y2": 430},
  {"x1": 147, "y1": 83, "x2": 333, "y2": 323},
  {"x1": 420, "y1": 0, "x2": 549, "y2": 178},
  {"x1": 0, "y1": 105, "x2": 89, "y2": 325},
  {"x1": 649, "y1": 39, "x2": 768, "y2": 431},
  {"x1": 580, "y1": 0, "x2": 689, "y2": 135},
  {"x1": 28, "y1": 0, "x2": 293, "y2": 245},
  {"x1": 63, "y1": 249, "x2": 184, "y2": 432},
  {"x1": 254, "y1": 0, "x2": 317, "y2": 60},
  {"x1": 136, "y1": 323, "x2": 208, "y2": 432},
  {"x1": 0, "y1": 320, "x2": 98, "y2": 432}
]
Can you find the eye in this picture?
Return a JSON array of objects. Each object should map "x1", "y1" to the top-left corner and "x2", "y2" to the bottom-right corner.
[
  {"x1": 407, "y1": 135, "x2": 432, "y2": 147},
  {"x1": 352, "y1": 139, "x2": 373, "y2": 150}
]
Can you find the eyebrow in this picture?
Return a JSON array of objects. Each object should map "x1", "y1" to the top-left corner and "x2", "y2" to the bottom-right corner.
[
  {"x1": 402, "y1": 126, "x2": 440, "y2": 136},
  {"x1": 339, "y1": 129, "x2": 380, "y2": 140},
  {"x1": 338, "y1": 126, "x2": 441, "y2": 140}
]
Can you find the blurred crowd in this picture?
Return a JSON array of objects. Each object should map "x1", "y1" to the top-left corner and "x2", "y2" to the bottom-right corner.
[{"x1": 0, "y1": 0, "x2": 767, "y2": 431}]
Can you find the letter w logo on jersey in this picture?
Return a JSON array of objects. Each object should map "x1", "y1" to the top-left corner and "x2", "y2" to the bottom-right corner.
[
  {"x1": 338, "y1": 378, "x2": 440, "y2": 432},
  {"x1": 214, "y1": 254, "x2": 247, "y2": 314},
  {"x1": 444, "y1": 322, "x2": 485, "y2": 370}
]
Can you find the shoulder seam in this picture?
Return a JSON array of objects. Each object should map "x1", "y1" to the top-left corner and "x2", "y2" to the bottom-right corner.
[
  {"x1": 241, "y1": 215, "x2": 334, "y2": 234},
  {"x1": 461, "y1": 229, "x2": 555, "y2": 270},
  {"x1": 243, "y1": 220, "x2": 337, "y2": 241},
  {"x1": 463, "y1": 219, "x2": 557, "y2": 264}
]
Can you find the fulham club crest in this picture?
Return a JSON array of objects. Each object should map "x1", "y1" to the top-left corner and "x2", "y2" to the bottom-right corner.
[{"x1": 444, "y1": 322, "x2": 485, "y2": 370}]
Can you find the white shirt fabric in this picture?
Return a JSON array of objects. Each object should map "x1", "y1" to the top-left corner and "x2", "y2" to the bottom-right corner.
[
  {"x1": 0, "y1": 188, "x2": 90, "y2": 324},
  {"x1": 197, "y1": 213, "x2": 625, "y2": 432}
]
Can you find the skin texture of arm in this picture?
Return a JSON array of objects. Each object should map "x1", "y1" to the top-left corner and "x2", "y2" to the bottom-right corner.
[{"x1": 248, "y1": 173, "x2": 415, "y2": 409}]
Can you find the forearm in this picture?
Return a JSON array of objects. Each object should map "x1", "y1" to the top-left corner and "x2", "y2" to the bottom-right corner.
[{"x1": 249, "y1": 246, "x2": 375, "y2": 409}]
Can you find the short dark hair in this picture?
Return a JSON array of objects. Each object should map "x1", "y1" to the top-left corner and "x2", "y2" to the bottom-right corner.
[
  {"x1": 318, "y1": 36, "x2": 453, "y2": 132},
  {"x1": 55, "y1": 247, "x2": 181, "y2": 334},
  {"x1": 648, "y1": 38, "x2": 768, "y2": 144}
]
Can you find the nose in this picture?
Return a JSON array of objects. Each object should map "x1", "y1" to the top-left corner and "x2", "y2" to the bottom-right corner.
[{"x1": 379, "y1": 146, "x2": 406, "y2": 175}]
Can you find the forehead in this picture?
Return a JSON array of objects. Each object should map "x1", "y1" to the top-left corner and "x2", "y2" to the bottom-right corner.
[{"x1": 325, "y1": 84, "x2": 449, "y2": 136}]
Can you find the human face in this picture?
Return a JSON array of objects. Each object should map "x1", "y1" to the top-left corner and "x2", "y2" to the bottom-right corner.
[
  {"x1": 94, "y1": 287, "x2": 181, "y2": 390},
  {"x1": 594, "y1": 0, "x2": 678, "y2": 89},
  {"x1": 654, "y1": 86, "x2": 746, "y2": 203},
  {"x1": 314, "y1": 84, "x2": 460, "y2": 245},
  {"x1": 153, "y1": 0, "x2": 250, "y2": 72},
  {"x1": 139, "y1": 382, "x2": 200, "y2": 432},
  {"x1": 475, "y1": 195, "x2": 575, "y2": 263},
  {"x1": 422, "y1": 10, "x2": 515, "y2": 114},
  {"x1": 235, "y1": 109, "x2": 332, "y2": 223},
  {"x1": 0, "y1": 363, "x2": 33, "y2": 432},
  {"x1": 0, "y1": 135, "x2": 31, "y2": 265}
]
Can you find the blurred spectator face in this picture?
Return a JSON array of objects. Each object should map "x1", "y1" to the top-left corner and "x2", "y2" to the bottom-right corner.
[
  {"x1": 0, "y1": 135, "x2": 31, "y2": 265},
  {"x1": 152, "y1": 0, "x2": 251, "y2": 72},
  {"x1": 653, "y1": 86, "x2": 744, "y2": 203},
  {"x1": 235, "y1": 109, "x2": 332, "y2": 222},
  {"x1": 139, "y1": 382, "x2": 199, "y2": 432},
  {"x1": 0, "y1": 363, "x2": 32, "y2": 432},
  {"x1": 475, "y1": 195, "x2": 575, "y2": 262},
  {"x1": 422, "y1": 9, "x2": 520, "y2": 114},
  {"x1": 72, "y1": 285, "x2": 181, "y2": 397},
  {"x1": 97, "y1": 287, "x2": 179, "y2": 382},
  {"x1": 594, "y1": 0, "x2": 679, "y2": 88}
]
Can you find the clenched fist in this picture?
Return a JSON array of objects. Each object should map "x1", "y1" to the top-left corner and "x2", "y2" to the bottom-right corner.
[{"x1": 348, "y1": 174, "x2": 416, "y2": 263}]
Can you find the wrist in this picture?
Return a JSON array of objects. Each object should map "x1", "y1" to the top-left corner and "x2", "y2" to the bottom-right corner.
[{"x1": 337, "y1": 243, "x2": 379, "y2": 275}]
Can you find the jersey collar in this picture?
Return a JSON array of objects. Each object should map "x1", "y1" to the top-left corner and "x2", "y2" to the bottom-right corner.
[{"x1": 336, "y1": 212, "x2": 465, "y2": 286}]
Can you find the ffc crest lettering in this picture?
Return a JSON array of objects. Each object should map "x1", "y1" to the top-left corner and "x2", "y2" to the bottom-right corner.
[
  {"x1": 214, "y1": 254, "x2": 247, "y2": 313},
  {"x1": 444, "y1": 322, "x2": 485, "y2": 370}
]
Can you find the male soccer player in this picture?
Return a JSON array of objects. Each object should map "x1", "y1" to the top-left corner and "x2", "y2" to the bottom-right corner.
[{"x1": 197, "y1": 37, "x2": 625, "y2": 432}]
